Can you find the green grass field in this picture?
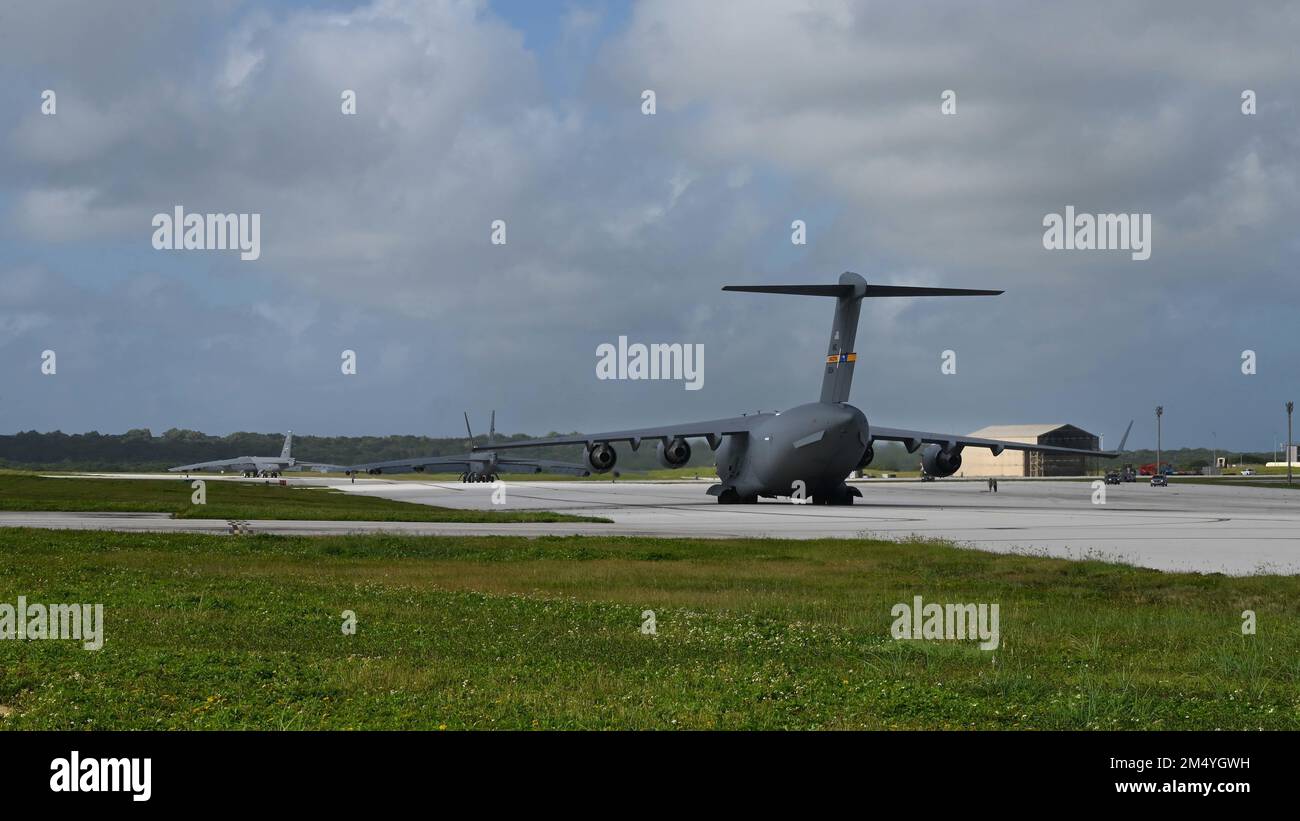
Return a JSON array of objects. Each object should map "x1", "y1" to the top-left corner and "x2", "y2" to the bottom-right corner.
[
  {"x1": 1, "y1": 528, "x2": 1296, "y2": 730},
  {"x1": 0, "y1": 474, "x2": 606, "y2": 523}
]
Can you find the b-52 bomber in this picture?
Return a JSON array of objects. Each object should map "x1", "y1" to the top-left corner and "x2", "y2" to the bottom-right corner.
[
  {"x1": 346, "y1": 411, "x2": 594, "y2": 482},
  {"x1": 169, "y1": 432, "x2": 335, "y2": 478},
  {"x1": 478, "y1": 271, "x2": 1127, "y2": 504}
]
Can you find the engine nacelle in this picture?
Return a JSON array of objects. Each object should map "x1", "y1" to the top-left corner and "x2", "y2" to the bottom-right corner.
[
  {"x1": 586, "y1": 443, "x2": 618, "y2": 473},
  {"x1": 857, "y1": 444, "x2": 875, "y2": 469},
  {"x1": 656, "y1": 437, "x2": 691, "y2": 468},
  {"x1": 920, "y1": 444, "x2": 963, "y2": 478}
]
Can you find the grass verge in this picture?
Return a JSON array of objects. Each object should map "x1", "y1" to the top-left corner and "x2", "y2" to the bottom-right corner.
[
  {"x1": 0, "y1": 528, "x2": 1296, "y2": 729},
  {"x1": 0, "y1": 474, "x2": 606, "y2": 523}
]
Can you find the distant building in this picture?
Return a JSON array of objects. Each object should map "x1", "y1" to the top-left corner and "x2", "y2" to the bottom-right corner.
[
  {"x1": 958, "y1": 424, "x2": 1100, "y2": 477},
  {"x1": 1266, "y1": 444, "x2": 1300, "y2": 468}
]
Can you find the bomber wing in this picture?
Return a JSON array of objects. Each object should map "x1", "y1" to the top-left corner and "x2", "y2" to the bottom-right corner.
[
  {"x1": 288, "y1": 461, "x2": 347, "y2": 473},
  {"x1": 168, "y1": 458, "x2": 255, "y2": 472},
  {"x1": 345, "y1": 455, "x2": 477, "y2": 475},
  {"x1": 344, "y1": 454, "x2": 592, "y2": 477},
  {"x1": 496, "y1": 458, "x2": 591, "y2": 477}
]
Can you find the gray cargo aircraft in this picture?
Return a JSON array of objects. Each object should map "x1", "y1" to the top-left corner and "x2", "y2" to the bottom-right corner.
[
  {"x1": 477, "y1": 272, "x2": 1128, "y2": 504},
  {"x1": 346, "y1": 411, "x2": 593, "y2": 481},
  {"x1": 169, "y1": 432, "x2": 335, "y2": 477}
]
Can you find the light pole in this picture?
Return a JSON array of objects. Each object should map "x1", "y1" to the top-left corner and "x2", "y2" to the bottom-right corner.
[
  {"x1": 1156, "y1": 406, "x2": 1163, "y2": 476},
  {"x1": 1212, "y1": 431, "x2": 1217, "y2": 474},
  {"x1": 1288, "y1": 401, "x2": 1294, "y2": 487}
]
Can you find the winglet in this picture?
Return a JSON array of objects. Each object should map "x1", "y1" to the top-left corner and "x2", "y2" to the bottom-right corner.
[{"x1": 1115, "y1": 419, "x2": 1133, "y2": 453}]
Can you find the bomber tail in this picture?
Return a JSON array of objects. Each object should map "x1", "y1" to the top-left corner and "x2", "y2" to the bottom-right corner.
[
  {"x1": 465, "y1": 411, "x2": 496, "y2": 447},
  {"x1": 281, "y1": 431, "x2": 294, "y2": 460},
  {"x1": 723, "y1": 271, "x2": 1002, "y2": 403}
]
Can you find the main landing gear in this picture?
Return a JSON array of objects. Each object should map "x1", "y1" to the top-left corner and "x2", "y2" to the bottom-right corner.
[
  {"x1": 713, "y1": 483, "x2": 860, "y2": 505},
  {"x1": 716, "y1": 488, "x2": 758, "y2": 505},
  {"x1": 460, "y1": 472, "x2": 498, "y2": 483},
  {"x1": 815, "y1": 483, "x2": 861, "y2": 506}
]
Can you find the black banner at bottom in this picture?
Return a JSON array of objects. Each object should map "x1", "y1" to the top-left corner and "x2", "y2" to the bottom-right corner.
[{"x1": 0, "y1": 730, "x2": 1281, "y2": 808}]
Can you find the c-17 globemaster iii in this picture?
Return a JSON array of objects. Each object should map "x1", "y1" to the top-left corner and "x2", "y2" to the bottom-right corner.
[
  {"x1": 169, "y1": 432, "x2": 338, "y2": 478},
  {"x1": 477, "y1": 271, "x2": 1129, "y2": 504}
]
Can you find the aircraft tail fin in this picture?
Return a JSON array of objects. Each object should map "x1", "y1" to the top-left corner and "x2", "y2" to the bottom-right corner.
[
  {"x1": 464, "y1": 412, "x2": 475, "y2": 448},
  {"x1": 723, "y1": 272, "x2": 1001, "y2": 403},
  {"x1": 489, "y1": 410, "x2": 496, "y2": 446},
  {"x1": 281, "y1": 431, "x2": 293, "y2": 460}
]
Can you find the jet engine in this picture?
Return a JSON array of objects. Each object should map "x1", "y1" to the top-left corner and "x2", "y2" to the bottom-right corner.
[
  {"x1": 656, "y1": 437, "x2": 691, "y2": 468},
  {"x1": 920, "y1": 444, "x2": 963, "y2": 478},
  {"x1": 586, "y1": 443, "x2": 618, "y2": 473}
]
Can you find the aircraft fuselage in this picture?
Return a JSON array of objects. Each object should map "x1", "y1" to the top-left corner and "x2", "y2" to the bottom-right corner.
[{"x1": 714, "y1": 401, "x2": 869, "y2": 501}]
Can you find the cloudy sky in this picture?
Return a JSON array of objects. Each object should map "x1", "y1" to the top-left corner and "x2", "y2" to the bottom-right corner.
[{"x1": 2, "y1": 0, "x2": 1298, "y2": 450}]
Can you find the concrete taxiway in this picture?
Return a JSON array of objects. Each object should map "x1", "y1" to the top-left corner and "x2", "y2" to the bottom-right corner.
[{"x1": 5, "y1": 475, "x2": 1299, "y2": 575}]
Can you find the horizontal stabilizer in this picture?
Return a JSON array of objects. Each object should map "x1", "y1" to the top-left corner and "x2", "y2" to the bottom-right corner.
[
  {"x1": 723, "y1": 284, "x2": 852, "y2": 296},
  {"x1": 725, "y1": 271, "x2": 1003, "y2": 404},
  {"x1": 723, "y1": 283, "x2": 1002, "y2": 298},
  {"x1": 860, "y1": 284, "x2": 1002, "y2": 297}
]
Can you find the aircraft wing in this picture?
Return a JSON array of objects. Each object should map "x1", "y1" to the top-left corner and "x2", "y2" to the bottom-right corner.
[
  {"x1": 289, "y1": 462, "x2": 347, "y2": 473},
  {"x1": 169, "y1": 458, "x2": 254, "y2": 472},
  {"x1": 345, "y1": 456, "x2": 476, "y2": 475},
  {"x1": 870, "y1": 424, "x2": 1127, "y2": 458},
  {"x1": 474, "y1": 414, "x2": 765, "y2": 452},
  {"x1": 497, "y1": 459, "x2": 592, "y2": 477}
]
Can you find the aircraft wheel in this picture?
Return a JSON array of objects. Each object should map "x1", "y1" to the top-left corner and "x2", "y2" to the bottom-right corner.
[
  {"x1": 824, "y1": 484, "x2": 857, "y2": 506},
  {"x1": 718, "y1": 488, "x2": 755, "y2": 504}
]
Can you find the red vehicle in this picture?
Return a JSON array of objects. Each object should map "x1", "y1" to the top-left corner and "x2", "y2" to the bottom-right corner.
[{"x1": 1138, "y1": 462, "x2": 1173, "y2": 476}]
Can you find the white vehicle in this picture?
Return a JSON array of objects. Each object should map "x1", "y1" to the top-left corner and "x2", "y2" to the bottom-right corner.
[{"x1": 1241, "y1": 468, "x2": 1256, "y2": 476}]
